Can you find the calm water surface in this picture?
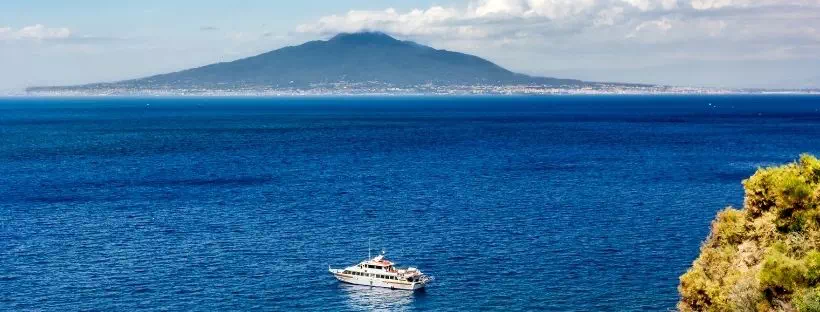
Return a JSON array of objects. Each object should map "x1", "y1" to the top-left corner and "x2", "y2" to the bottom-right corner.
[{"x1": 1, "y1": 96, "x2": 820, "y2": 311}]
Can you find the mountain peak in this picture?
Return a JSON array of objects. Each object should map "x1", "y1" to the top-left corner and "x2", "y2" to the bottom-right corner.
[
  {"x1": 328, "y1": 31, "x2": 400, "y2": 44},
  {"x1": 27, "y1": 30, "x2": 587, "y2": 92}
]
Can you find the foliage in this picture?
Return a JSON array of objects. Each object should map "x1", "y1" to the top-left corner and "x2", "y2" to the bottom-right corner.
[
  {"x1": 795, "y1": 288, "x2": 820, "y2": 312},
  {"x1": 679, "y1": 154, "x2": 820, "y2": 312}
]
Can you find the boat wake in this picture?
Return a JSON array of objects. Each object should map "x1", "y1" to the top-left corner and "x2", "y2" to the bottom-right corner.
[{"x1": 340, "y1": 283, "x2": 422, "y2": 312}]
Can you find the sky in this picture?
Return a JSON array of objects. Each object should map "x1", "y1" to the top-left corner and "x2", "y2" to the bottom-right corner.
[{"x1": 1, "y1": 0, "x2": 819, "y2": 91}]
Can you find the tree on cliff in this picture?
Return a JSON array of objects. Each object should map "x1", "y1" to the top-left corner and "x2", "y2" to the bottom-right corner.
[{"x1": 679, "y1": 154, "x2": 820, "y2": 312}]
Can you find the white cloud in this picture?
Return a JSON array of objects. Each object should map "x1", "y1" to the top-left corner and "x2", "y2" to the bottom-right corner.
[
  {"x1": 297, "y1": 0, "x2": 820, "y2": 35},
  {"x1": 594, "y1": 6, "x2": 625, "y2": 26},
  {"x1": 296, "y1": 0, "x2": 820, "y2": 55},
  {"x1": 294, "y1": 0, "x2": 820, "y2": 87},
  {"x1": 0, "y1": 24, "x2": 71, "y2": 40},
  {"x1": 628, "y1": 18, "x2": 673, "y2": 38},
  {"x1": 690, "y1": 0, "x2": 820, "y2": 10},
  {"x1": 470, "y1": 0, "x2": 597, "y2": 19},
  {"x1": 297, "y1": 0, "x2": 819, "y2": 42}
]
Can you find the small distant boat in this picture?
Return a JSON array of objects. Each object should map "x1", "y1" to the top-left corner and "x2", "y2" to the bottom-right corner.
[{"x1": 329, "y1": 251, "x2": 432, "y2": 291}]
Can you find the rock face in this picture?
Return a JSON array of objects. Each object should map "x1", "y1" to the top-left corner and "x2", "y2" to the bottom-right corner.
[{"x1": 679, "y1": 154, "x2": 820, "y2": 312}]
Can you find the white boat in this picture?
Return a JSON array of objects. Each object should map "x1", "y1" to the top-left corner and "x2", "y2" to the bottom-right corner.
[{"x1": 329, "y1": 251, "x2": 432, "y2": 291}]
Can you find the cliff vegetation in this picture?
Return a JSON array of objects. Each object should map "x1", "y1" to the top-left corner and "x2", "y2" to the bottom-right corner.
[{"x1": 679, "y1": 154, "x2": 820, "y2": 312}]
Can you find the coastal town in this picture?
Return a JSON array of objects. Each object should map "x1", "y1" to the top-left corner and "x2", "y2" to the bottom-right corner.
[{"x1": 16, "y1": 82, "x2": 820, "y2": 97}]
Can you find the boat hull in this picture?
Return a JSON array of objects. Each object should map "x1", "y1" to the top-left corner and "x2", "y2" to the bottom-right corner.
[{"x1": 330, "y1": 270, "x2": 425, "y2": 291}]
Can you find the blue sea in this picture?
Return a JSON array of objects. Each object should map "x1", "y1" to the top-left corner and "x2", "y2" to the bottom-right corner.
[{"x1": 2, "y1": 96, "x2": 820, "y2": 311}]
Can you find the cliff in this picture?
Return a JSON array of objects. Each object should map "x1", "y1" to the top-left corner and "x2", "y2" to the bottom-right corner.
[{"x1": 679, "y1": 154, "x2": 820, "y2": 311}]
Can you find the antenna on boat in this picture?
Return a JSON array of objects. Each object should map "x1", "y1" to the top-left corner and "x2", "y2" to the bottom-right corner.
[{"x1": 368, "y1": 238, "x2": 371, "y2": 259}]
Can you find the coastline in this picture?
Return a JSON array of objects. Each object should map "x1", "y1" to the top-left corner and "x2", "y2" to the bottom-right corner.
[{"x1": 10, "y1": 88, "x2": 820, "y2": 98}]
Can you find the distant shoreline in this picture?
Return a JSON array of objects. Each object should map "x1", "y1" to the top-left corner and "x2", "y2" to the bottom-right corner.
[
  {"x1": 3, "y1": 93, "x2": 820, "y2": 102},
  {"x1": 9, "y1": 91, "x2": 820, "y2": 98},
  {"x1": 11, "y1": 85, "x2": 820, "y2": 98}
]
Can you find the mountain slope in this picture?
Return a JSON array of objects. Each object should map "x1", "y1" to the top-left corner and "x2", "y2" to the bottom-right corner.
[{"x1": 29, "y1": 32, "x2": 584, "y2": 91}]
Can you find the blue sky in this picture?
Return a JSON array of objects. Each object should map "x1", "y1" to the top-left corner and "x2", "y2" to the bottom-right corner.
[{"x1": 2, "y1": 0, "x2": 819, "y2": 91}]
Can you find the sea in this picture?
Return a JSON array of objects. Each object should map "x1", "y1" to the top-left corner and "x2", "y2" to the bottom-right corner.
[{"x1": 1, "y1": 95, "x2": 819, "y2": 311}]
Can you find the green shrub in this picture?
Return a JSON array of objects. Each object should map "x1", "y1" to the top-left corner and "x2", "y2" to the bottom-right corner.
[
  {"x1": 759, "y1": 249, "x2": 807, "y2": 293},
  {"x1": 710, "y1": 208, "x2": 747, "y2": 247},
  {"x1": 795, "y1": 288, "x2": 820, "y2": 312},
  {"x1": 805, "y1": 251, "x2": 820, "y2": 285},
  {"x1": 798, "y1": 154, "x2": 820, "y2": 185},
  {"x1": 778, "y1": 174, "x2": 812, "y2": 212},
  {"x1": 744, "y1": 168, "x2": 779, "y2": 217}
]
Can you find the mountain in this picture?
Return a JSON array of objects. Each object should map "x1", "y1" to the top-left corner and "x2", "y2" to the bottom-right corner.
[
  {"x1": 28, "y1": 32, "x2": 587, "y2": 92},
  {"x1": 678, "y1": 154, "x2": 820, "y2": 312}
]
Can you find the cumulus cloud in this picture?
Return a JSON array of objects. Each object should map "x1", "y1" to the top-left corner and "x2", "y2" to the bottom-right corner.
[
  {"x1": 0, "y1": 24, "x2": 72, "y2": 40},
  {"x1": 628, "y1": 18, "x2": 673, "y2": 38},
  {"x1": 293, "y1": 0, "x2": 819, "y2": 87},
  {"x1": 0, "y1": 24, "x2": 125, "y2": 45},
  {"x1": 0, "y1": 24, "x2": 71, "y2": 40},
  {"x1": 296, "y1": 0, "x2": 820, "y2": 61},
  {"x1": 689, "y1": 0, "x2": 817, "y2": 10},
  {"x1": 298, "y1": 0, "x2": 818, "y2": 38}
]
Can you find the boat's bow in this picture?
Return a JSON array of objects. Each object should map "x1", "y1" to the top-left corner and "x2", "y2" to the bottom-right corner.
[{"x1": 328, "y1": 266, "x2": 343, "y2": 275}]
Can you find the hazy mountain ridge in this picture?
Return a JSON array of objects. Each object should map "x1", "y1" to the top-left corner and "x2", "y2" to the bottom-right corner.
[{"x1": 27, "y1": 32, "x2": 592, "y2": 92}]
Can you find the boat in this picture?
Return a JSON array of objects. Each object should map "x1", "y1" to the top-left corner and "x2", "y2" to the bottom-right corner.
[{"x1": 329, "y1": 251, "x2": 432, "y2": 291}]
